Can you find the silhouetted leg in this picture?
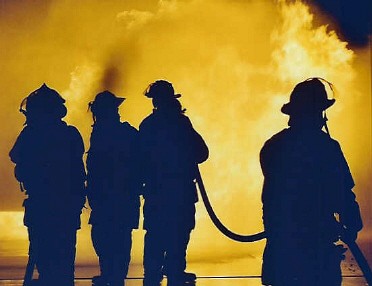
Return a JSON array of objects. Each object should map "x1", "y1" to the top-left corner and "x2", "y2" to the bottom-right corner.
[
  {"x1": 307, "y1": 244, "x2": 342, "y2": 286},
  {"x1": 35, "y1": 225, "x2": 76, "y2": 286},
  {"x1": 92, "y1": 224, "x2": 133, "y2": 286},
  {"x1": 165, "y1": 226, "x2": 192, "y2": 284},
  {"x1": 31, "y1": 227, "x2": 57, "y2": 286},
  {"x1": 92, "y1": 224, "x2": 111, "y2": 285},
  {"x1": 56, "y1": 228, "x2": 76, "y2": 286},
  {"x1": 143, "y1": 228, "x2": 165, "y2": 284},
  {"x1": 269, "y1": 243, "x2": 342, "y2": 286},
  {"x1": 324, "y1": 255, "x2": 342, "y2": 286},
  {"x1": 262, "y1": 239, "x2": 299, "y2": 286},
  {"x1": 110, "y1": 227, "x2": 132, "y2": 286},
  {"x1": 27, "y1": 228, "x2": 40, "y2": 282}
]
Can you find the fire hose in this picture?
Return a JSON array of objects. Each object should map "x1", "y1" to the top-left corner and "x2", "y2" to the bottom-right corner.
[
  {"x1": 195, "y1": 166, "x2": 372, "y2": 285},
  {"x1": 195, "y1": 166, "x2": 266, "y2": 242}
]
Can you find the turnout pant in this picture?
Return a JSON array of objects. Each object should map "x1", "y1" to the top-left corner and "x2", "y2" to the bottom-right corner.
[
  {"x1": 143, "y1": 224, "x2": 192, "y2": 282},
  {"x1": 28, "y1": 225, "x2": 77, "y2": 286},
  {"x1": 262, "y1": 239, "x2": 343, "y2": 286},
  {"x1": 91, "y1": 224, "x2": 132, "y2": 285}
]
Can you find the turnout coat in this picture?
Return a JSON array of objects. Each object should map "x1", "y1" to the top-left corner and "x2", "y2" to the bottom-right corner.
[
  {"x1": 139, "y1": 110, "x2": 209, "y2": 231},
  {"x1": 260, "y1": 128, "x2": 363, "y2": 285},
  {"x1": 87, "y1": 121, "x2": 140, "y2": 229},
  {"x1": 10, "y1": 121, "x2": 86, "y2": 229}
]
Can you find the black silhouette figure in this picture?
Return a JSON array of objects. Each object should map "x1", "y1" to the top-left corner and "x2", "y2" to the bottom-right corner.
[
  {"x1": 139, "y1": 80, "x2": 208, "y2": 286},
  {"x1": 87, "y1": 91, "x2": 140, "y2": 286},
  {"x1": 9, "y1": 84, "x2": 86, "y2": 286},
  {"x1": 260, "y1": 78, "x2": 363, "y2": 286}
]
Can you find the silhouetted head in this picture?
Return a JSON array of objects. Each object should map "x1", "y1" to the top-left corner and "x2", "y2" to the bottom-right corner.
[
  {"x1": 282, "y1": 78, "x2": 335, "y2": 116},
  {"x1": 20, "y1": 84, "x2": 67, "y2": 125},
  {"x1": 145, "y1": 80, "x2": 181, "y2": 100},
  {"x1": 144, "y1": 80, "x2": 183, "y2": 111},
  {"x1": 89, "y1": 91, "x2": 124, "y2": 123},
  {"x1": 283, "y1": 78, "x2": 335, "y2": 131}
]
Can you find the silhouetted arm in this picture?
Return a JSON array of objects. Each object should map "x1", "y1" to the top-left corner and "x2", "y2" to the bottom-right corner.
[
  {"x1": 86, "y1": 130, "x2": 101, "y2": 210},
  {"x1": 123, "y1": 122, "x2": 142, "y2": 197},
  {"x1": 191, "y1": 129, "x2": 209, "y2": 164},
  {"x1": 9, "y1": 131, "x2": 23, "y2": 164},
  {"x1": 68, "y1": 126, "x2": 86, "y2": 209},
  {"x1": 138, "y1": 117, "x2": 155, "y2": 196},
  {"x1": 180, "y1": 116, "x2": 209, "y2": 164},
  {"x1": 333, "y1": 142, "x2": 363, "y2": 239},
  {"x1": 260, "y1": 137, "x2": 284, "y2": 237},
  {"x1": 9, "y1": 128, "x2": 29, "y2": 183}
]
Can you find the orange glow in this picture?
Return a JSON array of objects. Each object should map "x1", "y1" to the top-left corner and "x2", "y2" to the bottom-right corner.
[{"x1": 0, "y1": 0, "x2": 370, "y2": 272}]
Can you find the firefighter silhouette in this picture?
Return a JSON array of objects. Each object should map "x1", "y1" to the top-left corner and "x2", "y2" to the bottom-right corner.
[
  {"x1": 87, "y1": 91, "x2": 140, "y2": 286},
  {"x1": 9, "y1": 84, "x2": 86, "y2": 286},
  {"x1": 139, "y1": 80, "x2": 209, "y2": 286},
  {"x1": 260, "y1": 78, "x2": 363, "y2": 286}
]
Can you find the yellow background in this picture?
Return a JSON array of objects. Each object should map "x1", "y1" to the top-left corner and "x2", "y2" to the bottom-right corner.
[{"x1": 0, "y1": 0, "x2": 370, "y2": 273}]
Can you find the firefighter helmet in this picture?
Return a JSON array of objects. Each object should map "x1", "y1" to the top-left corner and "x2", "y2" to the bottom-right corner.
[
  {"x1": 20, "y1": 83, "x2": 67, "y2": 119},
  {"x1": 144, "y1": 80, "x2": 181, "y2": 99},
  {"x1": 281, "y1": 78, "x2": 335, "y2": 115}
]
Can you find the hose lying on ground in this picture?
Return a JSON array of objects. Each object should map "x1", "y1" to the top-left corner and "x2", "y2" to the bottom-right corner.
[{"x1": 195, "y1": 167, "x2": 266, "y2": 242}]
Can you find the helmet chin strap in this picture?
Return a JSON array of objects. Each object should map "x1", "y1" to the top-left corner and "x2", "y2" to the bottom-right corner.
[
  {"x1": 307, "y1": 77, "x2": 335, "y2": 138},
  {"x1": 323, "y1": 111, "x2": 331, "y2": 136}
]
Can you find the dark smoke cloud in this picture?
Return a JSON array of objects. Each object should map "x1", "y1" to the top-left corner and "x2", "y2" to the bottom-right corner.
[
  {"x1": 310, "y1": 0, "x2": 371, "y2": 46},
  {"x1": 101, "y1": 66, "x2": 121, "y2": 92}
]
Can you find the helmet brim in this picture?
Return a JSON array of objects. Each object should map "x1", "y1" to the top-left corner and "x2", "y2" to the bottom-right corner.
[
  {"x1": 115, "y1": 97, "x2": 125, "y2": 106},
  {"x1": 281, "y1": 98, "x2": 335, "y2": 115}
]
